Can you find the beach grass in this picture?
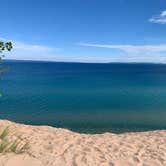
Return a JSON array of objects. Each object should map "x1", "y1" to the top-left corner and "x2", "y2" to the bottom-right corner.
[{"x1": 0, "y1": 127, "x2": 29, "y2": 154}]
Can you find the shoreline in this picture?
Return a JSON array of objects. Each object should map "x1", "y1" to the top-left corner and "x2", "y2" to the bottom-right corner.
[
  {"x1": 0, "y1": 119, "x2": 165, "y2": 135},
  {"x1": 5, "y1": 59, "x2": 166, "y2": 64},
  {"x1": 0, "y1": 120, "x2": 166, "y2": 166}
]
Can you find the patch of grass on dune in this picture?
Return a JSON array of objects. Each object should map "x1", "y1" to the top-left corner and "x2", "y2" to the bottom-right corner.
[{"x1": 0, "y1": 127, "x2": 30, "y2": 154}]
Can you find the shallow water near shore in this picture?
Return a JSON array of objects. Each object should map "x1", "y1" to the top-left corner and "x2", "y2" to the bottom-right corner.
[{"x1": 1, "y1": 60, "x2": 166, "y2": 133}]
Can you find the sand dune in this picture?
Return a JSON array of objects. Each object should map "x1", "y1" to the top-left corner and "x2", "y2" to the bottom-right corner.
[{"x1": 0, "y1": 120, "x2": 166, "y2": 166}]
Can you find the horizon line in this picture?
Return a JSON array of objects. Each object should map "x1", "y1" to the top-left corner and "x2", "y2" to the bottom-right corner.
[{"x1": 4, "y1": 59, "x2": 166, "y2": 65}]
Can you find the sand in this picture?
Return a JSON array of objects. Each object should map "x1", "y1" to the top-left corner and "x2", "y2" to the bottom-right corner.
[{"x1": 0, "y1": 120, "x2": 166, "y2": 166}]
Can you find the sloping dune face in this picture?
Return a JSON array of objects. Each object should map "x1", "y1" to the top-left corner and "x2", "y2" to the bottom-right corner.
[{"x1": 0, "y1": 120, "x2": 166, "y2": 166}]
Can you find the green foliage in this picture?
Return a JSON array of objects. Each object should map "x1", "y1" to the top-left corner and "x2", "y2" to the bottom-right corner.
[
  {"x1": 0, "y1": 42, "x2": 12, "y2": 52},
  {"x1": 0, "y1": 41, "x2": 13, "y2": 65},
  {"x1": 0, "y1": 41, "x2": 13, "y2": 96}
]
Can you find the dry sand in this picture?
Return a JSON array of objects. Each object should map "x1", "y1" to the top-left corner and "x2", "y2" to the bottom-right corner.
[{"x1": 0, "y1": 120, "x2": 166, "y2": 166}]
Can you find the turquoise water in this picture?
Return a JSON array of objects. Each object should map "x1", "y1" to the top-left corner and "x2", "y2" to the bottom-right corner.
[{"x1": 1, "y1": 61, "x2": 166, "y2": 133}]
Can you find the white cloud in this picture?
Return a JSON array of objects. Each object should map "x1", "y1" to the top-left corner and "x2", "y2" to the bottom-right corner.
[
  {"x1": 78, "y1": 43, "x2": 166, "y2": 63},
  {"x1": 79, "y1": 43, "x2": 166, "y2": 53},
  {"x1": 149, "y1": 10, "x2": 166, "y2": 24},
  {"x1": 161, "y1": 11, "x2": 166, "y2": 17},
  {"x1": 2, "y1": 40, "x2": 60, "y2": 61},
  {"x1": 2, "y1": 38, "x2": 166, "y2": 63},
  {"x1": 2, "y1": 39, "x2": 114, "y2": 63}
]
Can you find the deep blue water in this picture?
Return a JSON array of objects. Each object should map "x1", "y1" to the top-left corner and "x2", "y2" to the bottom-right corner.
[{"x1": 1, "y1": 60, "x2": 166, "y2": 133}]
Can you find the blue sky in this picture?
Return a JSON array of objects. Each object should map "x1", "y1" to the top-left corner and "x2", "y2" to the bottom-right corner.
[{"x1": 1, "y1": 0, "x2": 166, "y2": 63}]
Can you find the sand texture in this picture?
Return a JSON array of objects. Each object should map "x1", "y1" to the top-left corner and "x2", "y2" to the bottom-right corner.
[{"x1": 0, "y1": 120, "x2": 166, "y2": 166}]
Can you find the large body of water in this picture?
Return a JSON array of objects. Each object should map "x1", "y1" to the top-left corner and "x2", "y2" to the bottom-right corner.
[{"x1": 1, "y1": 61, "x2": 166, "y2": 133}]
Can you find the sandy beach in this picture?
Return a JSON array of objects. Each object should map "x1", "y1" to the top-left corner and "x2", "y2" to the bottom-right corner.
[{"x1": 0, "y1": 120, "x2": 166, "y2": 166}]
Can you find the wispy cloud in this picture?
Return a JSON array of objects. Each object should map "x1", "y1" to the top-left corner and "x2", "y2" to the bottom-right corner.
[
  {"x1": 2, "y1": 38, "x2": 166, "y2": 63},
  {"x1": 78, "y1": 43, "x2": 166, "y2": 63},
  {"x1": 149, "y1": 10, "x2": 166, "y2": 24},
  {"x1": 1, "y1": 39, "x2": 59, "y2": 61},
  {"x1": 79, "y1": 43, "x2": 166, "y2": 54}
]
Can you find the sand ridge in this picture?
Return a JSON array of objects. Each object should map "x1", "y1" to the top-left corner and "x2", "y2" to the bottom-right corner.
[{"x1": 0, "y1": 120, "x2": 166, "y2": 166}]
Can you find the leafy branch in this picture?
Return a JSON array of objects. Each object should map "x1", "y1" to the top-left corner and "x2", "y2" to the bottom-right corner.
[{"x1": 0, "y1": 41, "x2": 13, "y2": 96}]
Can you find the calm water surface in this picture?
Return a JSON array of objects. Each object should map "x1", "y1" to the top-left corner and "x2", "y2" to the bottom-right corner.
[{"x1": 1, "y1": 61, "x2": 166, "y2": 133}]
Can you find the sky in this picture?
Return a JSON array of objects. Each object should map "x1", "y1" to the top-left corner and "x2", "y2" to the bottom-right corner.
[{"x1": 1, "y1": 0, "x2": 166, "y2": 63}]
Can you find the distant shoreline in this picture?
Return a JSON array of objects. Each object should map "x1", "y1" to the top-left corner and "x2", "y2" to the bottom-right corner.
[{"x1": 4, "y1": 59, "x2": 166, "y2": 65}]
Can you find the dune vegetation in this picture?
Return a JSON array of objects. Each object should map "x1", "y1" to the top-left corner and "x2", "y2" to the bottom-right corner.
[{"x1": 0, "y1": 127, "x2": 29, "y2": 154}]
